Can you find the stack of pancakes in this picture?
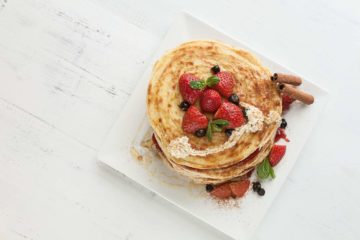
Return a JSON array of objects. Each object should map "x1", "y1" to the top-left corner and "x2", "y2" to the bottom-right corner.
[{"x1": 147, "y1": 40, "x2": 282, "y2": 184}]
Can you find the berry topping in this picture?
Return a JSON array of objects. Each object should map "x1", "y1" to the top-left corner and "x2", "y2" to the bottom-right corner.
[
  {"x1": 246, "y1": 169, "x2": 255, "y2": 178},
  {"x1": 214, "y1": 102, "x2": 246, "y2": 129},
  {"x1": 257, "y1": 188, "x2": 265, "y2": 196},
  {"x1": 229, "y1": 180, "x2": 250, "y2": 198},
  {"x1": 252, "y1": 181, "x2": 261, "y2": 192},
  {"x1": 182, "y1": 106, "x2": 208, "y2": 134},
  {"x1": 195, "y1": 128, "x2": 207, "y2": 138},
  {"x1": 280, "y1": 118, "x2": 287, "y2": 129},
  {"x1": 210, "y1": 180, "x2": 250, "y2": 199},
  {"x1": 269, "y1": 145, "x2": 286, "y2": 167},
  {"x1": 210, "y1": 183, "x2": 232, "y2": 199},
  {"x1": 275, "y1": 128, "x2": 290, "y2": 142},
  {"x1": 179, "y1": 73, "x2": 203, "y2": 104},
  {"x1": 212, "y1": 72, "x2": 235, "y2": 98},
  {"x1": 228, "y1": 93, "x2": 240, "y2": 105},
  {"x1": 282, "y1": 94, "x2": 295, "y2": 111},
  {"x1": 179, "y1": 101, "x2": 190, "y2": 111},
  {"x1": 211, "y1": 65, "x2": 220, "y2": 74},
  {"x1": 225, "y1": 128, "x2": 235, "y2": 137},
  {"x1": 200, "y1": 89, "x2": 222, "y2": 113},
  {"x1": 205, "y1": 184, "x2": 214, "y2": 192}
]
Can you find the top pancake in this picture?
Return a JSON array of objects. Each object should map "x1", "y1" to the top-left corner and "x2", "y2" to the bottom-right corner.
[{"x1": 147, "y1": 40, "x2": 281, "y2": 169}]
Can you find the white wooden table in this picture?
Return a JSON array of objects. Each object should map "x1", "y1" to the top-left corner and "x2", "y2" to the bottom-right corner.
[{"x1": 0, "y1": 0, "x2": 359, "y2": 239}]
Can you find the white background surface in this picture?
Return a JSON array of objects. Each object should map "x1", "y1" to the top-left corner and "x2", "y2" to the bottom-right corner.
[{"x1": 0, "y1": 0, "x2": 359, "y2": 239}]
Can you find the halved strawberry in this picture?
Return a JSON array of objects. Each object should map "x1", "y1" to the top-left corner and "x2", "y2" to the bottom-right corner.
[
  {"x1": 179, "y1": 73, "x2": 203, "y2": 104},
  {"x1": 200, "y1": 89, "x2": 222, "y2": 113},
  {"x1": 210, "y1": 183, "x2": 232, "y2": 199},
  {"x1": 269, "y1": 145, "x2": 286, "y2": 166},
  {"x1": 182, "y1": 106, "x2": 208, "y2": 133},
  {"x1": 274, "y1": 128, "x2": 290, "y2": 142},
  {"x1": 212, "y1": 72, "x2": 235, "y2": 98},
  {"x1": 214, "y1": 102, "x2": 246, "y2": 129},
  {"x1": 229, "y1": 180, "x2": 250, "y2": 198},
  {"x1": 282, "y1": 94, "x2": 295, "y2": 111}
]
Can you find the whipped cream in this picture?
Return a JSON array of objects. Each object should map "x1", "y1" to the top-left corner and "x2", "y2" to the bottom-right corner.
[{"x1": 167, "y1": 102, "x2": 281, "y2": 159}]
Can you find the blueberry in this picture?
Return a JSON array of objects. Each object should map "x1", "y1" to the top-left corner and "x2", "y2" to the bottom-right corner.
[
  {"x1": 195, "y1": 129, "x2": 206, "y2": 137},
  {"x1": 228, "y1": 94, "x2": 239, "y2": 105},
  {"x1": 179, "y1": 101, "x2": 190, "y2": 111},
  {"x1": 280, "y1": 119, "x2": 287, "y2": 129},
  {"x1": 205, "y1": 184, "x2": 214, "y2": 192},
  {"x1": 257, "y1": 188, "x2": 265, "y2": 196},
  {"x1": 225, "y1": 129, "x2": 235, "y2": 137},
  {"x1": 252, "y1": 182, "x2": 261, "y2": 192},
  {"x1": 211, "y1": 65, "x2": 220, "y2": 74}
]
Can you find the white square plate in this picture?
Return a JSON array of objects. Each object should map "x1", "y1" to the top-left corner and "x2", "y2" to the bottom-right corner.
[{"x1": 98, "y1": 12, "x2": 329, "y2": 240}]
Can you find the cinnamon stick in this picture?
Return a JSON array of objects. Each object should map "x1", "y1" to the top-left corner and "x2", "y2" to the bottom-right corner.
[
  {"x1": 279, "y1": 84, "x2": 314, "y2": 105},
  {"x1": 271, "y1": 73, "x2": 302, "y2": 86}
]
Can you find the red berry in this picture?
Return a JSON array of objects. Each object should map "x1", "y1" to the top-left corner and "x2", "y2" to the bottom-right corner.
[
  {"x1": 282, "y1": 94, "x2": 295, "y2": 111},
  {"x1": 229, "y1": 180, "x2": 250, "y2": 198},
  {"x1": 212, "y1": 72, "x2": 235, "y2": 98},
  {"x1": 200, "y1": 89, "x2": 222, "y2": 113},
  {"x1": 179, "y1": 73, "x2": 203, "y2": 105},
  {"x1": 274, "y1": 128, "x2": 290, "y2": 142},
  {"x1": 269, "y1": 145, "x2": 286, "y2": 166},
  {"x1": 182, "y1": 106, "x2": 208, "y2": 133},
  {"x1": 210, "y1": 183, "x2": 232, "y2": 199},
  {"x1": 214, "y1": 102, "x2": 245, "y2": 129}
]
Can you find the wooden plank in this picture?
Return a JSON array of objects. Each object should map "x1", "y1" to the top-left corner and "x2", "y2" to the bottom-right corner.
[
  {"x1": 0, "y1": 98, "x2": 226, "y2": 240},
  {"x1": 0, "y1": 0, "x2": 160, "y2": 148},
  {"x1": 0, "y1": 0, "x2": 359, "y2": 239}
]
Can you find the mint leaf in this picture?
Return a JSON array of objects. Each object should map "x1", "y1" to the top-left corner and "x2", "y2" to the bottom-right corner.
[
  {"x1": 205, "y1": 119, "x2": 230, "y2": 141},
  {"x1": 206, "y1": 76, "x2": 220, "y2": 87},
  {"x1": 257, "y1": 158, "x2": 276, "y2": 180},
  {"x1": 212, "y1": 119, "x2": 229, "y2": 127},
  {"x1": 206, "y1": 122, "x2": 213, "y2": 141},
  {"x1": 190, "y1": 80, "x2": 206, "y2": 90},
  {"x1": 189, "y1": 76, "x2": 219, "y2": 90},
  {"x1": 257, "y1": 158, "x2": 270, "y2": 179},
  {"x1": 211, "y1": 124, "x2": 222, "y2": 132},
  {"x1": 269, "y1": 166, "x2": 276, "y2": 178}
]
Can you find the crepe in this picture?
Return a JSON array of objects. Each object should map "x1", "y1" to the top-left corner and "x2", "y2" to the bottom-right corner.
[
  {"x1": 147, "y1": 40, "x2": 281, "y2": 183},
  {"x1": 155, "y1": 132, "x2": 274, "y2": 184}
]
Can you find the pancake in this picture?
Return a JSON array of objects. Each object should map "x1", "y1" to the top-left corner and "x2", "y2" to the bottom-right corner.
[
  {"x1": 166, "y1": 140, "x2": 273, "y2": 183},
  {"x1": 146, "y1": 40, "x2": 281, "y2": 183},
  {"x1": 155, "y1": 131, "x2": 274, "y2": 184}
]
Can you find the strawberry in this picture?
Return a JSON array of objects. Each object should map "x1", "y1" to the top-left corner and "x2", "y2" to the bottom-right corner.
[
  {"x1": 229, "y1": 180, "x2": 250, "y2": 198},
  {"x1": 182, "y1": 106, "x2": 208, "y2": 133},
  {"x1": 246, "y1": 169, "x2": 255, "y2": 178},
  {"x1": 179, "y1": 73, "x2": 203, "y2": 104},
  {"x1": 282, "y1": 94, "x2": 295, "y2": 111},
  {"x1": 269, "y1": 145, "x2": 286, "y2": 166},
  {"x1": 214, "y1": 102, "x2": 246, "y2": 129},
  {"x1": 210, "y1": 183, "x2": 232, "y2": 199},
  {"x1": 274, "y1": 128, "x2": 290, "y2": 142},
  {"x1": 212, "y1": 72, "x2": 235, "y2": 97},
  {"x1": 200, "y1": 89, "x2": 222, "y2": 113}
]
